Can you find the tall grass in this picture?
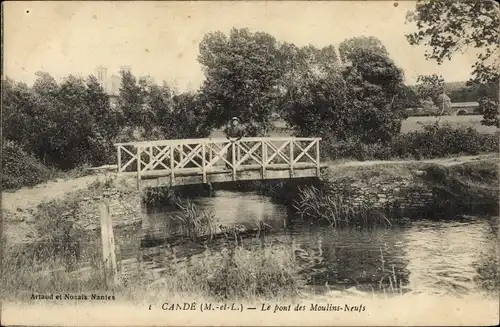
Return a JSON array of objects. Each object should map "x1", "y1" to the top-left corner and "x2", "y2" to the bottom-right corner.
[
  {"x1": 171, "y1": 197, "x2": 219, "y2": 241},
  {"x1": 148, "y1": 243, "x2": 300, "y2": 300},
  {"x1": 292, "y1": 186, "x2": 392, "y2": 228}
]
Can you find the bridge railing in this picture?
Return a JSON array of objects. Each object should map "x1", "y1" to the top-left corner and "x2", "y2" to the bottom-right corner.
[{"x1": 114, "y1": 137, "x2": 322, "y2": 184}]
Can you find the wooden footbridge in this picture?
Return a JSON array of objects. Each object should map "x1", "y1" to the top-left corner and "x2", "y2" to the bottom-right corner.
[{"x1": 115, "y1": 137, "x2": 327, "y2": 188}]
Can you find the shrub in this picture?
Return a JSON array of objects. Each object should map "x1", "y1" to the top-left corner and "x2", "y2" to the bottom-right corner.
[
  {"x1": 2, "y1": 140, "x2": 53, "y2": 190},
  {"x1": 321, "y1": 135, "x2": 397, "y2": 161},
  {"x1": 172, "y1": 198, "x2": 219, "y2": 241},
  {"x1": 321, "y1": 124, "x2": 499, "y2": 161},
  {"x1": 391, "y1": 123, "x2": 499, "y2": 159},
  {"x1": 153, "y1": 244, "x2": 300, "y2": 300},
  {"x1": 292, "y1": 186, "x2": 392, "y2": 227}
]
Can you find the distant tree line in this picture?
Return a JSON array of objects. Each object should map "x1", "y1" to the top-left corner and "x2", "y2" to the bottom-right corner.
[
  {"x1": 3, "y1": 24, "x2": 498, "y2": 180},
  {"x1": 2, "y1": 72, "x2": 211, "y2": 171}
]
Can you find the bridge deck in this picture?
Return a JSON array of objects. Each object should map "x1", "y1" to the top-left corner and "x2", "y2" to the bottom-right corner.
[{"x1": 115, "y1": 137, "x2": 325, "y2": 188}]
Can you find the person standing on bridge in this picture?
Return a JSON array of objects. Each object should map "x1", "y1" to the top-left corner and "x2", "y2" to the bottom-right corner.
[{"x1": 224, "y1": 117, "x2": 245, "y2": 169}]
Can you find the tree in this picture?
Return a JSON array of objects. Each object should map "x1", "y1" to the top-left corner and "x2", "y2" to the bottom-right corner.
[
  {"x1": 118, "y1": 71, "x2": 144, "y2": 137},
  {"x1": 284, "y1": 37, "x2": 408, "y2": 144},
  {"x1": 84, "y1": 76, "x2": 122, "y2": 164},
  {"x1": 416, "y1": 74, "x2": 445, "y2": 104},
  {"x1": 435, "y1": 93, "x2": 452, "y2": 115},
  {"x1": 338, "y1": 36, "x2": 389, "y2": 64},
  {"x1": 340, "y1": 47, "x2": 409, "y2": 142},
  {"x1": 169, "y1": 92, "x2": 212, "y2": 139},
  {"x1": 2, "y1": 78, "x2": 38, "y2": 150},
  {"x1": 198, "y1": 28, "x2": 284, "y2": 136},
  {"x1": 406, "y1": 0, "x2": 500, "y2": 126},
  {"x1": 4, "y1": 72, "x2": 123, "y2": 168}
]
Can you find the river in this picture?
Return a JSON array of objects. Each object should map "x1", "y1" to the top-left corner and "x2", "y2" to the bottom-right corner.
[{"x1": 111, "y1": 190, "x2": 498, "y2": 297}]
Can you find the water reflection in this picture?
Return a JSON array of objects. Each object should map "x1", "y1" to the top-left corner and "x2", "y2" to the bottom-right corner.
[{"x1": 110, "y1": 190, "x2": 498, "y2": 296}]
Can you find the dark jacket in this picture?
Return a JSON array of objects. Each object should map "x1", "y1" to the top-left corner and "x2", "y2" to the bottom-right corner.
[{"x1": 225, "y1": 123, "x2": 245, "y2": 140}]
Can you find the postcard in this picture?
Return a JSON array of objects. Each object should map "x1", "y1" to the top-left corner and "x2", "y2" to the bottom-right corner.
[{"x1": 2, "y1": 1, "x2": 499, "y2": 326}]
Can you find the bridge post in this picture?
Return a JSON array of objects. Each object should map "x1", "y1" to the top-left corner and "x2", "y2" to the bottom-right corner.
[
  {"x1": 136, "y1": 146, "x2": 141, "y2": 189},
  {"x1": 232, "y1": 142, "x2": 236, "y2": 181},
  {"x1": 316, "y1": 139, "x2": 320, "y2": 177},
  {"x1": 117, "y1": 146, "x2": 121, "y2": 173},
  {"x1": 170, "y1": 145, "x2": 175, "y2": 186},
  {"x1": 202, "y1": 142, "x2": 207, "y2": 183},
  {"x1": 289, "y1": 140, "x2": 294, "y2": 178},
  {"x1": 99, "y1": 199, "x2": 118, "y2": 287},
  {"x1": 262, "y1": 140, "x2": 267, "y2": 178}
]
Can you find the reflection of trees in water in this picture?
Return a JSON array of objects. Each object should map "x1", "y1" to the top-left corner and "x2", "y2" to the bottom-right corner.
[
  {"x1": 474, "y1": 251, "x2": 499, "y2": 293},
  {"x1": 474, "y1": 217, "x2": 499, "y2": 293},
  {"x1": 286, "y1": 227, "x2": 410, "y2": 292}
]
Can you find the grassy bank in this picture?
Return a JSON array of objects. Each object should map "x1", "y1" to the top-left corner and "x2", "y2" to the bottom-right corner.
[
  {"x1": 223, "y1": 159, "x2": 499, "y2": 226},
  {"x1": 2, "y1": 157, "x2": 498, "y2": 302}
]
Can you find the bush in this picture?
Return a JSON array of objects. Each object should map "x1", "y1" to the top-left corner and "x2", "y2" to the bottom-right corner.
[
  {"x1": 393, "y1": 123, "x2": 499, "y2": 159},
  {"x1": 152, "y1": 244, "x2": 300, "y2": 300},
  {"x1": 292, "y1": 185, "x2": 393, "y2": 227},
  {"x1": 321, "y1": 124, "x2": 499, "y2": 161},
  {"x1": 2, "y1": 140, "x2": 53, "y2": 190}
]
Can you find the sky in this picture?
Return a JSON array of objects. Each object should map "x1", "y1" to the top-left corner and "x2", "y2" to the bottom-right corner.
[{"x1": 4, "y1": 1, "x2": 480, "y2": 92}]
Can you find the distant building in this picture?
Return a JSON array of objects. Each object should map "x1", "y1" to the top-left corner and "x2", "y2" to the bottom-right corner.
[
  {"x1": 407, "y1": 101, "x2": 480, "y2": 116},
  {"x1": 95, "y1": 65, "x2": 133, "y2": 108},
  {"x1": 119, "y1": 65, "x2": 132, "y2": 76},
  {"x1": 96, "y1": 66, "x2": 108, "y2": 92},
  {"x1": 109, "y1": 74, "x2": 121, "y2": 96}
]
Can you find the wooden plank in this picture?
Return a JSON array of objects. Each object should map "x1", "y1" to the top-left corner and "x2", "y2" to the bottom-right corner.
[
  {"x1": 293, "y1": 140, "x2": 317, "y2": 163},
  {"x1": 99, "y1": 200, "x2": 118, "y2": 287},
  {"x1": 316, "y1": 139, "x2": 320, "y2": 176},
  {"x1": 141, "y1": 167, "x2": 321, "y2": 188},
  {"x1": 232, "y1": 142, "x2": 236, "y2": 181},
  {"x1": 114, "y1": 136, "x2": 320, "y2": 147},
  {"x1": 262, "y1": 140, "x2": 267, "y2": 178},
  {"x1": 170, "y1": 146, "x2": 175, "y2": 186},
  {"x1": 117, "y1": 146, "x2": 122, "y2": 172},
  {"x1": 202, "y1": 142, "x2": 207, "y2": 183},
  {"x1": 136, "y1": 146, "x2": 141, "y2": 189},
  {"x1": 121, "y1": 163, "x2": 328, "y2": 178}
]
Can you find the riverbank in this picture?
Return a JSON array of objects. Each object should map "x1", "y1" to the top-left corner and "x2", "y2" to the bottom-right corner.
[
  {"x1": 221, "y1": 155, "x2": 500, "y2": 223},
  {"x1": 2, "y1": 155, "x2": 499, "y2": 303},
  {"x1": 3, "y1": 154, "x2": 498, "y2": 245}
]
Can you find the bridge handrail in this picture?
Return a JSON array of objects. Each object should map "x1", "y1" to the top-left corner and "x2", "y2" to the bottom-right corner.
[
  {"x1": 114, "y1": 136, "x2": 321, "y2": 147},
  {"x1": 115, "y1": 136, "x2": 324, "y2": 187}
]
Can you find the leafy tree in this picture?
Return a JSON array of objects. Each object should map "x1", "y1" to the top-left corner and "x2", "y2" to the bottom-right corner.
[
  {"x1": 169, "y1": 92, "x2": 212, "y2": 139},
  {"x1": 143, "y1": 82, "x2": 174, "y2": 139},
  {"x1": 284, "y1": 37, "x2": 408, "y2": 144},
  {"x1": 416, "y1": 74, "x2": 445, "y2": 104},
  {"x1": 338, "y1": 36, "x2": 389, "y2": 64},
  {"x1": 435, "y1": 93, "x2": 452, "y2": 115},
  {"x1": 2, "y1": 78, "x2": 38, "y2": 151},
  {"x1": 118, "y1": 71, "x2": 144, "y2": 136},
  {"x1": 3, "y1": 72, "x2": 123, "y2": 169},
  {"x1": 340, "y1": 48, "x2": 408, "y2": 142},
  {"x1": 277, "y1": 43, "x2": 341, "y2": 120},
  {"x1": 406, "y1": 0, "x2": 500, "y2": 126},
  {"x1": 198, "y1": 28, "x2": 284, "y2": 136},
  {"x1": 421, "y1": 98, "x2": 437, "y2": 116}
]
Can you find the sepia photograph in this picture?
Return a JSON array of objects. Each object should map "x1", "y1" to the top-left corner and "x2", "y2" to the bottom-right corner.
[{"x1": 1, "y1": 1, "x2": 499, "y2": 326}]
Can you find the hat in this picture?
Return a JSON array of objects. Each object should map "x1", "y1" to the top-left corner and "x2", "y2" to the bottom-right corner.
[{"x1": 231, "y1": 117, "x2": 239, "y2": 121}]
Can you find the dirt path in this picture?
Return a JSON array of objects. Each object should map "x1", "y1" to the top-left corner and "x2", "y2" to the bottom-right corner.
[
  {"x1": 327, "y1": 154, "x2": 499, "y2": 169},
  {"x1": 2, "y1": 154, "x2": 498, "y2": 213},
  {"x1": 2, "y1": 173, "x2": 115, "y2": 213}
]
